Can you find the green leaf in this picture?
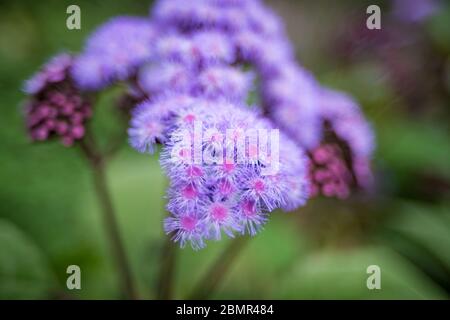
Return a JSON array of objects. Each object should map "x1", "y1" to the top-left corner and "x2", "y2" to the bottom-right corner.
[
  {"x1": 377, "y1": 118, "x2": 450, "y2": 179},
  {"x1": 274, "y1": 246, "x2": 447, "y2": 299},
  {"x1": 381, "y1": 202, "x2": 450, "y2": 288},
  {"x1": 0, "y1": 219, "x2": 55, "y2": 299}
]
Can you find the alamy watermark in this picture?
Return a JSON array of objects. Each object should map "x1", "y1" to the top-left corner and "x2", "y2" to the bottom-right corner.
[
  {"x1": 66, "y1": 5, "x2": 81, "y2": 30},
  {"x1": 170, "y1": 121, "x2": 280, "y2": 176},
  {"x1": 366, "y1": 5, "x2": 381, "y2": 30},
  {"x1": 366, "y1": 265, "x2": 381, "y2": 290},
  {"x1": 66, "y1": 265, "x2": 81, "y2": 290}
]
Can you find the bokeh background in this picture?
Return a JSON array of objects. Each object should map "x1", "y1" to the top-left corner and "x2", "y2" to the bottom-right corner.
[{"x1": 0, "y1": 0, "x2": 449, "y2": 299}]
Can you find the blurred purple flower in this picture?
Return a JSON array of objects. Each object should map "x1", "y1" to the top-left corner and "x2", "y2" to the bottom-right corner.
[
  {"x1": 191, "y1": 30, "x2": 236, "y2": 65},
  {"x1": 128, "y1": 94, "x2": 198, "y2": 153},
  {"x1": 72, "y1": 16, "x2": 156, "y2": 90},
  {"x1": 126, "y1": 0, "x2": 375, "y2": 247},
  {"x1": 138, "y1": 61, "x2": 193, "y2": 95},
  {"x1": 21, "y1": 0, "x2": 377, "y2": 251},
  {"x1": 153, "y1": 0, "x2": 249, "y2": 32},
  {"x1": 392, "y1": 0, "x2": 439, "y2": 23},
  {"x1": 263, "y1": 63, "x2": 322, "y2": 149},
  {"x1": 195, "y1": 65, "x2": 253, "y2": 101},
  {"x1": 24, "y1": 53, "x2": 73, "y2": 95},
  {"x1": 23, "y1": 53, "x2": 92, "y2": 146},
  {"x1": 164, "y1": 211, "x2": 207, "y2": 250},
  {"x1": 308, "y1": 88, "x2": 375, "y2": 198}
]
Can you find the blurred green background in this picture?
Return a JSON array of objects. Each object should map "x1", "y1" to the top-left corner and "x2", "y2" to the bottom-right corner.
[{"x1": 0, "y1": 0, "x2": 449, "y2": 299}]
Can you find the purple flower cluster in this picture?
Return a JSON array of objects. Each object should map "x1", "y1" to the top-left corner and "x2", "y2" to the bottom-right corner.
[
  {"x1": 128, "y1": 94, "x2": 197, "y2": 153},
  {"x1": 307, "y1": 88, "x2": 375, "y2": 198},
  {"x1": 72, "y1": 16, "x2": 156, "y2": 90},
  {"x1": 23, "y1": 53, "x2": 92, "y2": 146},
  {"x1": 23, "y1": 0, "x2": 376, "y2": 249},
  {"x1": 308, "y1": 144, "x2": 353, "y2": 199},
  {"x1": 317, "y1": 89, "x2": 375, "y2": 161},
  {"x1": 129, "y1": 92, "x2": 308, "y2": 249},
  {"x1": 159, "y1": 99, "x2": 307, "y2": 249},
  {"x1": 127, "y1": 0, "x2": 375, "y2": 248}
]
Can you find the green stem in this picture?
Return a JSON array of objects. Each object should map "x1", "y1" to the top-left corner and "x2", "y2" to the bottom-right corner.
[
  {"x1": 189, "y1": 236, "x2": 248, "y2": 299},
  {"x1": 156, "y1": 235, "x2": 177, "y2": 299},
  {"x1": 80, "y1": 138, "x2": 138, "y2": 300}
]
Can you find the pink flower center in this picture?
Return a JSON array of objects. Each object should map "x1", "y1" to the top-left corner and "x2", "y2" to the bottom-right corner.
[
  {"x1": 253, "y1": 179, "x2": 265, "y2": 193},
  {"x1": 210, "y1": 204, "x2": 228, "y2": 221},
  {"x1": 223, "y1": 163, "x2": 235, "y2": 173},
  {"x1": 180, "y1": 216, "x2": 197, "y2": 231},
  {"x1": 191, "y1": 46, "x2": 200, "y2": 58},
  {"x1": 179, "y1": 148, "x2": 191, "y2": 159},
  {"x1": 207, "y1": 73, "x2": 218, "y2": 85},
  {"x1": 241, "y1": 200, "x2": 256, "y2": 217},
  {"x1": 183, "y1": 114, "x2": 196, "y2": 123},
  {"x1": 146, "y1": 121, "x2": 161, "y2": 135},
  {"x1": 186, "y1": 165, "x2": 203, "y2": 178},
  {"x1": 182, "y1": 185, "x2": 198, "y2": 199}
]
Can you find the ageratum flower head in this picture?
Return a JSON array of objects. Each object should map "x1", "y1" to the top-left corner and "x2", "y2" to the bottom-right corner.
[
  {"x1": 153, "y1": 0, "x2": 282, "y2": 35},
  {"x1": 154, "y1": 30, "x2": 235, "y2": 67},
  {"x1": 23, "y1": 53, "x2": 92, "y2": 147},
  {"x1": 138, "y1": 61, "x2": 193, "y2": 96},
  {"x1": 153, "y1": 0, "x2": 229, "y2": 31},
  {"x1": 72, "y1": 16, "x2": 156, "y2": 90},
  {"x1": 20, "y1": 0, "x2": 377, "y2": 252},
  {"x1": 24, "y1": 54, "x2": 73, "y2": 95},
  {"x1": 190, "y1": 30, "x2": 236, "y2": 65},
  {"x1": 137, "y1": 62, "x2": 252, "y2": 102},
  {"x1": 195, "y1": 65, "x2": 253, "y2": 101},
  {"x1": 245, "y1": 0, "x2": 286, "y2": 38},
  {"x1": 308, "y1": 88, "x2": 375, "y2": 198},
  {"x1": 158, "y1": 97, "x2": 308, "y2": 249},
  {"x1": 123, "y1": 0, "x2": 376, "y2": 249},
  {"x1": 128, "y1": 93, "x2": 199, "y2": 153},
  {"x1": 263, "y1": 63, "x2": 322, "y2": 149}
]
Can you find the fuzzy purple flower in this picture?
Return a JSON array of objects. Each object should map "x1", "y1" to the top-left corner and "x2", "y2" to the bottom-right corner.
[
  {"x1": 263, "y1": 64, "x2": 322, "y2": 149},
  {"x1": 308, "y1": 88, "x2": 375, "y2": 198},
  {"x1": 190, "y1": 30, "x2": 236, "y2": 65},
  {"x1": 195, "y1": 65, "x2": 253, "y2": 101},
  {"x1": 128, "y1": 94, "x2": 198, "y2": 153},
  {"x1": 125, "y1": 0, "x2": 375, "y2": 249},
  {"x1": 245, "y1": 0, "x2": 286, "y2": 38},
  {"x1": 317, "y1": 88, "x2": 375, "y2": 159},
  {"x1": 154, "y1": 33, "x2": 193, "y2": 63},
  {"x1": 154, "y1": 30, "x2": 235, "y2": 67},
  {"x1": 202, "y1": 199, "x2": 242, "y2": 240},
  {"x1": 153, "y1": 0, "x2": 224, "y2": 31},
  {"x1": 138, "y1": 62, "x2": 193, "y2": 96},
  {"x1": 23, "y1": 53, "x2": 92, "y2": 146},
  {"x1": 157, "y1": 97, "x2": 309, "y2": 249},
  {"x1": 72, "y1": 16, "x2": 156, "y2": 90},
  {"x1": 20, "y1": 0, "x2": 377, "y2": 251},
  {"x1": 164, "y1": 211, "x2": 207, "y2": 250},
  {"x1": 24, "y1": 54, "x2": 73, "y2": 95}
]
